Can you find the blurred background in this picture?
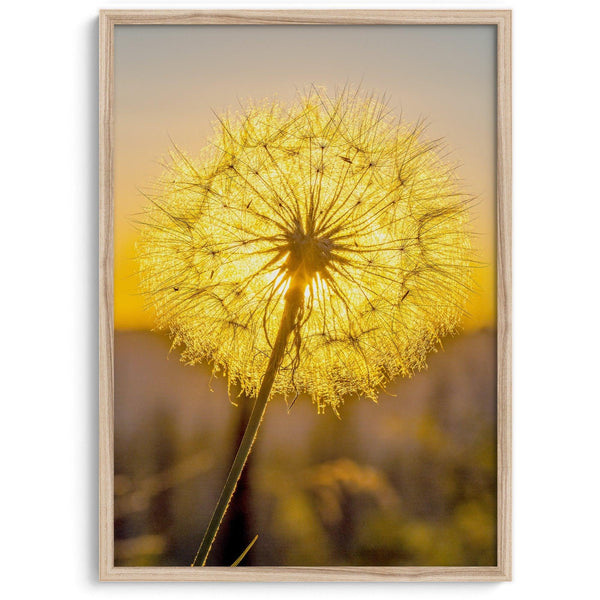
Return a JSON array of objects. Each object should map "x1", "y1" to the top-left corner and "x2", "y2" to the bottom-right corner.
[{"x1": 113, "y1": 24, "x2": 497, "y2": 567}]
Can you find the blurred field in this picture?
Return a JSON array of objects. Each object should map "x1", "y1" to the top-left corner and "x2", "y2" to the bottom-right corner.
[{"x1": 114, "y1": 328, "x2": 496, "y2": 567}]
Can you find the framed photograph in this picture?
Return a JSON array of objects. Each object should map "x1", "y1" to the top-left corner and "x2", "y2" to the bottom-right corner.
[{"x1": 99, "y1": 10, "x2": 511, "y2": 582}]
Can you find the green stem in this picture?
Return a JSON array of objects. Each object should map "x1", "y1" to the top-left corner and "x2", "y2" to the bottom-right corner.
[{"x1": 191, "y1": 283, "x2": 304, "y2": 567}]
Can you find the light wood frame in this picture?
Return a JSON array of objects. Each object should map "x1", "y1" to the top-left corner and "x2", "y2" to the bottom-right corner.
[{"x1": 99, "y1": 9, "x2": 511, "y2": 582}]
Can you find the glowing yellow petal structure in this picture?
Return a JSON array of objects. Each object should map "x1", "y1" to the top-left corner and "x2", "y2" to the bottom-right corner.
[{"x1": 138, "y1": 89, "x2": 473, "y2": 412}]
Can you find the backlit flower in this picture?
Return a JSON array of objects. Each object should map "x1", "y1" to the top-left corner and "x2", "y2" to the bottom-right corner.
[{"x1": 137, "y1": 88, "x2": 473, "y2": 413}]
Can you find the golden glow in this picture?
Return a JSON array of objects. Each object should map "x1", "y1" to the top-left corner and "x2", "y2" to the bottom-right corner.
[{"x1": 137, "y1": 89, "x2": 473, "y2": 411}]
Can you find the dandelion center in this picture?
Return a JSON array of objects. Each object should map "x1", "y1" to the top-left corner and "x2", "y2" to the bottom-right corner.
[{"x1": 283, "y1": 228, "x2": 333, "y2": 285}]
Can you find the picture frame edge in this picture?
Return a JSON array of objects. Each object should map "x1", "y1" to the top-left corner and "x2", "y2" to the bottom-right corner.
[{"x1": 98, "y1": 9, "x2": 513, "y2": 582}]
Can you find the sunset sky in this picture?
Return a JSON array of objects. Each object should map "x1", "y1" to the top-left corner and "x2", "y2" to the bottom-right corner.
[{"x1": 113, "y1": 24, "x2": 497, "y2": 330}]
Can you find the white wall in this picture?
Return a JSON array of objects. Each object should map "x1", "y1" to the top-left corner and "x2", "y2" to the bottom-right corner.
[{"x1": 1, "y1": 0, "x2": 599, "y2": 597}]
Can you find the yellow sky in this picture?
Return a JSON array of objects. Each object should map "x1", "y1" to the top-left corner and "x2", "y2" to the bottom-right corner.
[{"x1": 113, "y1": 24, "x2": 497, "y2": 331}]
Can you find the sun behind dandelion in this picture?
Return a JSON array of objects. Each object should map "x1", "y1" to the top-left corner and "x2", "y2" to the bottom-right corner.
[{"x1": 137, "y1": 87, "x2": 473, "y2": 414}]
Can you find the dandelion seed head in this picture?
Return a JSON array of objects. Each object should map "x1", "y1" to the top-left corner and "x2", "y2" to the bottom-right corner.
[{"x1": 137, "y1": 88, "x2": 473, "y2": 412}]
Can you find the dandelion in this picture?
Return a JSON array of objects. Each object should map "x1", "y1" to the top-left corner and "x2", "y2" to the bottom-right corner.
[{"x1": 137, "y1": 87, "x2": 473, "y2": 565}]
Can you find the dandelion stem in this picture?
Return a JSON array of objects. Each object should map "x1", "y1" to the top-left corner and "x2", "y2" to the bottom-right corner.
[{"x1": 191, "y1": 282, "x2": 304, "y2": 567}]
